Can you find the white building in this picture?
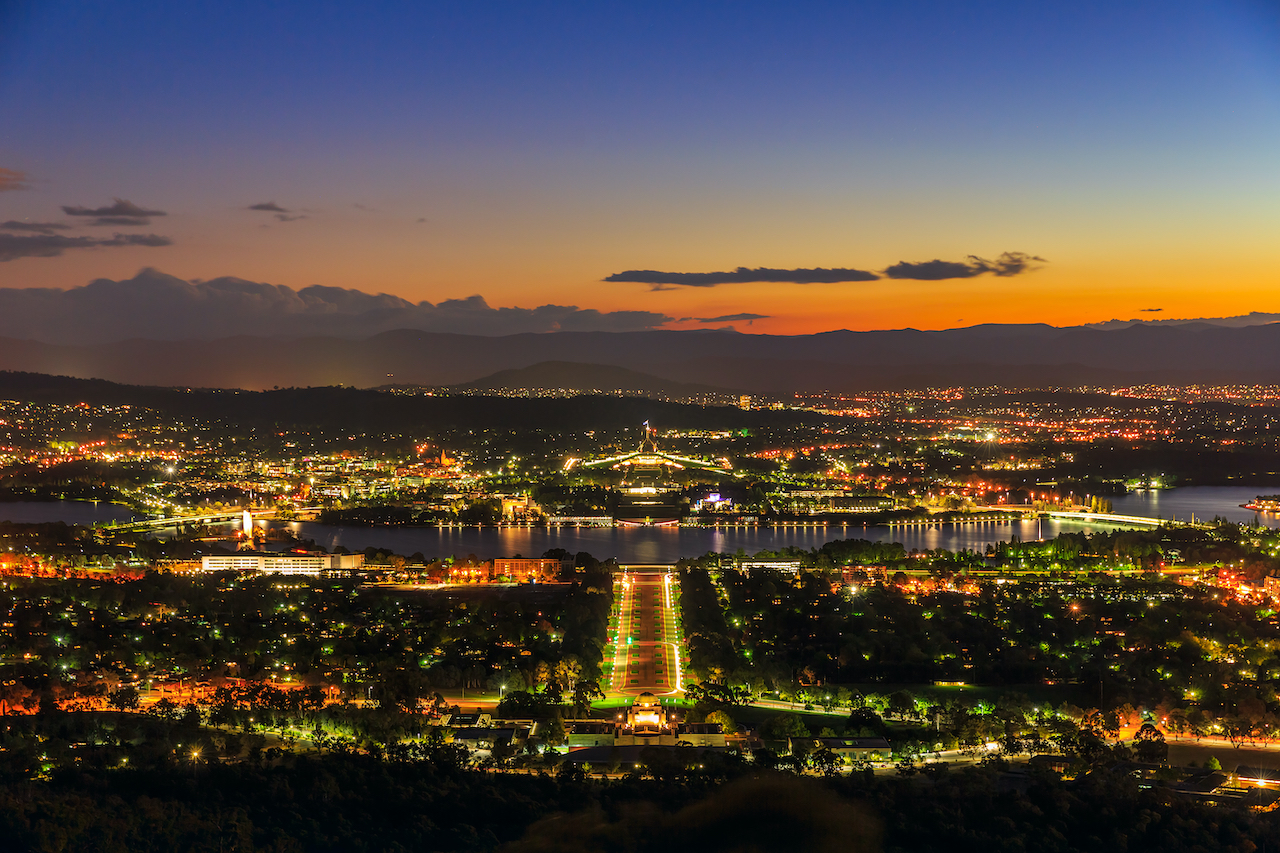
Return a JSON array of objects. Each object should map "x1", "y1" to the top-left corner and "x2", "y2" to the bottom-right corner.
[
  {"x1": 739, "y1": 558, "x2": 803, "y2": 576},
  {"x1": 200, "y1": 552, "x2": 365, "y2": 575}
]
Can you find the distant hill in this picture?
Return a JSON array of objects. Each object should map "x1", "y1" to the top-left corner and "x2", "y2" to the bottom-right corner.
[
  {"x1": 1, "y1": 321, "x2": 1280, "y2": 391},
  {"x1": 456, "y1": 361, "x2": 737, "y2": 396},
  {"x1": 0, "y1": 371, "x2": 822, "y2": 434}
]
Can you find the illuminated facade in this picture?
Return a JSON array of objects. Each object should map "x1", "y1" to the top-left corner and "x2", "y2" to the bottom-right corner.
[
  {"x1": 582, "y1": 423, "x2": 732, "y2": 526},
  {"x1": 567, "y1": 691, "x2": 726, "y2": 749},
  {"x1": 199, "y1": 552, "x2": 365, "y2": 575}
]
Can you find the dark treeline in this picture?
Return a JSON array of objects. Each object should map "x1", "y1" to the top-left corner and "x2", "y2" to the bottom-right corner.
[
  {"x1": 0, "y1": 371, "x2": 834, "y2": 435},
  {"x1": 0, "y1": 745, "x2": 1275, "y2": 852}
]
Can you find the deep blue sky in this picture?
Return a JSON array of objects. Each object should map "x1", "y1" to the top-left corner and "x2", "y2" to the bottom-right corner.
[{"x1": 1, "y1": 0, "x2": 1277, "y2": 332}]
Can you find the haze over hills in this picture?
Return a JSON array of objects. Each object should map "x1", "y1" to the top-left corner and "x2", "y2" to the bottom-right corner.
[
  {"x1": 455, "y1": 361, "x2": 739, "y2": 396},
  {"x1": 0, "y1": 269, "x2": 1277, "y2": 393},
  {"x1": 0, "y1": 320, "x2": 1279, "y2": 392}
]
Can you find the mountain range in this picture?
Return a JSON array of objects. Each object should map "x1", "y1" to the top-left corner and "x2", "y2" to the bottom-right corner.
[{"x1": 0, "y1": 320, "x2": 1278, "y2": 392}]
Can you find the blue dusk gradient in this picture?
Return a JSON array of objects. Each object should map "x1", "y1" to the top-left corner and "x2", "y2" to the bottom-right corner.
[{"x1": 0, "y1": 0, "x2": 1277, "y2": 333}]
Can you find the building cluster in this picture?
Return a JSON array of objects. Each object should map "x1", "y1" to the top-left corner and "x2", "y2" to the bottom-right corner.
[
  {"x1": 566, "y1": 692, "x2": 726, "y2": 750},
  {"x1": 448, "y1": 557, "x2": 569, "y2": 584},
  {"x1": 560, "y1": 693, "x2": 892, "y2": 768},
  {"x1": 198, "y1": 551, "x2": 366, "y2": 576}
]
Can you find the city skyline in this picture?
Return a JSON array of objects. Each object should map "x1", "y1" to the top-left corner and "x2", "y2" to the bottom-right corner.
[
  {"x1": 1, "y1": 1, "x2": 1278, "y2": 335},
  {"x1": 7, "y1": 5, "x2": 1280, "y2": 848}
]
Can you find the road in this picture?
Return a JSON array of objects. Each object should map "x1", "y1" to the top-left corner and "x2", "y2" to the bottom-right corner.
[
  {"x1": 610, "y1": 566, "x2": 682, "y2": 697},
  {"x1": 750, "y1": 697, "x2": 850, "y2": 716}
]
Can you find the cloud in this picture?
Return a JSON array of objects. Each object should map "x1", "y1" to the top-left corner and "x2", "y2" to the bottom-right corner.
[
  {"x1": 108, "y1": 234, "x2": 171, "y2": 248},
  {"x1": 605, "y1": 266, "x2": 881, "y2": 288},
  {"x1": 882, "y1": 259, "x2": 974, "y2": 280},
  {"x1": 0, "y1": 268, "x2": 672, "y2": 343},
  {"x1": 87, "y1": 216, "x2": 148, "y2": 226},
  {"x1": 694, "y1": 313, "x2": 769, "y2": 323},
  {"x1": 608, "y1": 255, "x2": 1043, "y2": 287},
  {"x1": 883, "y1": 251, "x2": 1045, "y2": 280},
  {"x1": 1, "y1": 221, "x2": 71, "y2": 235},
  {"x1": 62, "y1": 199, "x2": 166, "y2": 217},
  {"x1": 975, "y1": 251, "x2": 1045, "y2": 276},
  {"x1": 1140, "y1": 307, "x2": 1163, "y2": 312},
  {"x1": 61, "y1": 198, "x2": 166, "y2": 227},
  {"x1": 246, "y1": 202, "x2": 305, "y2": 221},
  {"x1": 0, "y1": 168, "x2": 31, "y2": 192},
  {"x1": 0, "y1": 233, "x2": 171, "y2": 262}
]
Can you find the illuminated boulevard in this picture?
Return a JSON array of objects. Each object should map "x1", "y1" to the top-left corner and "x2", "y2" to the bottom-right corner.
[{"x1": 609, "y1": 565, "x2": 683, "y2": 698}]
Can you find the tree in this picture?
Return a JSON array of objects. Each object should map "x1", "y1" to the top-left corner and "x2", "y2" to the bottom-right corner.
[
  {"x1": 811, "y1": 746, "x2": 841, "y2": 777},
  {"x1": 373, "y1": 667, "x2": 430, "y2": 713},
  {"x1": 887, "y1": 690, "x2": 918, "y2": 721},
  {"x1": 0, "y1": 677, "x2": 33, "y2": 716},
  {"x1": 846, "y1": 707, "x2": 887, "y2": 737},
  {"x1": 1133, "y1": 722, "x2": 1168, "y2": 763},
  {"x1": 555, "y1": 658, "x2": 582, "y2": 691},
  {"x1": 571, "y1": 680, "x2": 604, "y2": 716},
  {"x1": 762, "y1": 713, "x2": 810, "y2": 741},
  {"x1": 705, "y1": 709, "x2": 736, "y2": 734},
  {"x1": 150, "y1": 697, "x2": 180, "y2": 721},
  {"x1": 497, "y1": 690, "x2": 545, "y2": 720},
  {"x1": 107, "y1": 685, "x2": 140, "y2": 711},
  {"x1": 542, "y1": 714, "x2": 566, "y2": 746},
  {"x1": 298, "y1": 685, "x2": 325, "y2": 712}
]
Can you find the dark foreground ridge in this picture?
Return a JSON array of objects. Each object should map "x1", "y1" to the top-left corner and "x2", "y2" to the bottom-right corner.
[{"x1": 0, "y1": 749, "x2": 1273, "y2": 853}]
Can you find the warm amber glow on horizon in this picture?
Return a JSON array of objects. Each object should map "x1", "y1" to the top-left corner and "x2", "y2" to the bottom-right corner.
[
  {"x1": 3, "y1": 182, "x2": 1277, "y2": 336},
  {"x1": 5, "y1": 244, "x2": 1279, "y2": 336}
]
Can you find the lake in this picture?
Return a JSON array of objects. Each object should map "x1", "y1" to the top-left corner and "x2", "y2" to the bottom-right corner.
[
  {"x1": 0, "y1": 500, "x2": 143, "y2": 526},
  {"x1": 1110, "y1": 485, "x2": 1279, "y2": 526},
  {"x1": 275, "y1": 485, "x2": 1280, "y2": 561},
  {"x1": 1, "y1": 485, "x2": 1277, "y2": 563},
  {"x1": 275, "y1": 518, "x2": 1110, "y2": 563}
]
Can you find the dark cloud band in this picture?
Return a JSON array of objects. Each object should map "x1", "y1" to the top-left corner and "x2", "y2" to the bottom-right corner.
[
  {"x1": 1, "y1": 221, "x2": 71, "y2": 235},
  {"x1": 61, "y1": 198, "x2": 166, "y2": 225},
  {"x1": 88, "y1": 216, "x2": 152, "y2": 227},
  {"x1": 694, "y1": 313, "x2": 769, "y2": 323},
  {"x1": 883, "y1": 252, "x2": 1045, "y2": 280},
  {"x1": 0, "y1": 233, "x2": 171, "y2": 262},
  {"x1": 609, "y1": 254, "x2": 1044, "y2": 287},
  {"x1": 605, "y1": 266, "x2": 880, "y2": 287}
]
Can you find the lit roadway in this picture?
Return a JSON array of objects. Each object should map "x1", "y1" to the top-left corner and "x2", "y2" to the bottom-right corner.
[{"x1": 609, "y1": 566, "x2": 683, "y2": 698}]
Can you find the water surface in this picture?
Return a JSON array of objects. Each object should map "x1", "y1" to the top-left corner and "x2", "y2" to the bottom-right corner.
[{"x1": 0, "y1": 500, "x2": 143, "y2": 526}]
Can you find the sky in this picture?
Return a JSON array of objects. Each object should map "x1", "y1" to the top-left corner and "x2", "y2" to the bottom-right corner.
[{"x1": 0, "y1": 0, "x2": 1278, "y2": 336}]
